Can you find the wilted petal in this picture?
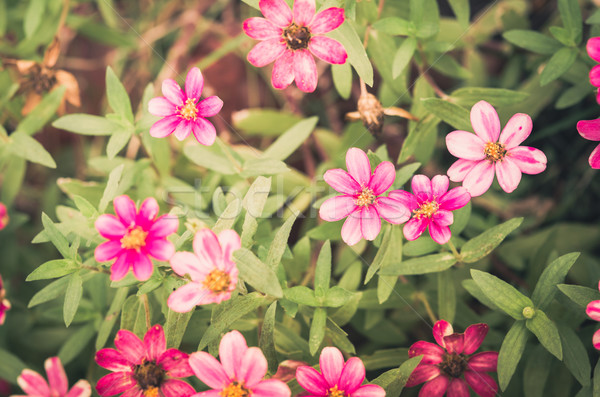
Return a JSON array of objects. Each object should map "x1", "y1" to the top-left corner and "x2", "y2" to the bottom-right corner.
[
  {"x1": 95, "y1": 372, "x2": 136, "y2": 396},
  {"x1": 293, "y1": 0, "x2": 315, "y2": 26},
  {"x1": 319, "y1": 347, "x2": 344, "y2": 387},
  {"x1": 429, "y1": 222, "x2": 451, "y2": 245},
  {"x1": 162, "y1": 79, "x2": 184, "y2": 106},
  {"x1": 470, "y1": 101, "x2": 500, "y2": 142},
  {"x1": 463, "y1": 323, "x2": 489, "y2": 355},
  {"x1": 259, "y1": 0, "x2": 293, "y2": 27},
  {"x1": 248, "y1": 39, "x2": 286, "y2": 67},
  {"x1": 499, "y1": 113, "x2": 533, "y2": 149},
  {"x1": 403, "y1": 217, "x2": 428, "y2": 241},
  {"x1": 360, "y1": 206, "x2": 381, "y2": 241},
  {"x1": 447, "y1": 159, "x2": 478, "y2": 182},
  {"x1": 433, "y1": 320, "x2": 454, "y2": 348},
  {"x1": 148, "y1": 97, "x2": 176, "y2": 117},
  {"x1": 323, "y1": 168, "x2": 361, "y2": 195},
  {"x1": 185, "y1": 67, "x2": 204, "y2": 101},
  {"x1": 308, "y1": 36, "x2": 347, "y2": 65},
  {"x1": 310, "y1": 7, "x2": 345, "y2": 34},
  {"x1": 369, "y1": 161, "x2": 396, "y2": 195},
  {"x1": 293, "y1": 49, "x2": 318, "y2": 93},
  {"x1": 296, "y1": 366, "x2": 327, "y2": 394},
  {"x1": 271, "y1": 50, "x2": 295, "y2": 89},
  {"x1": 341, "y1": 212, "x2": 362, "y2": 246},
  {"x1": 418, "y1": 374, "x2": 450, "y2": 397},
  {"x1": 446, "y1": 131, "x2": 486, "y2": 161},
  {"x1": 150, "y1": 115, "x2": 180, "y2": 138},
  {"x1": 464, "y1": 371, "x2": 498, "y2": 397},
  {"x1": 338, "y1": 357, "x2": 365, "y2": 394},
  {"x1": 376, "y1": 197, "x2": 410, "y2": 225},
  {"x1": 189, "y1": 352, "x2": 229, "y2": 389},
  {"x1": 508, "y1": 146, "x2": 547, "y2": 175},
  {"x1": 495, "y1": 158, "x2": 522, "y2": 193},
  {"x1": 411, "y1": 175, "x2": 432, "y2": 201},
  {"x1": 408, "y1": 341, "x2": 444, "y2": 365},
  {"x1": 319, "y1": 196, "x2": 357, "y2": 222},
  {"x1": 18, "y1": 369, "x2": 50, "y2": 396},
  {"x1": 243, "y1": 17, "x2": 281, "y2": 40},
  {"x1": 219, "y1": 330, "x2": 248, "y2": 380},
  {"x1": 405, "y1": 365, "x2": 440, "y2": 387},
  {"x1": 462, "y1": 161, "x2": 495, "y2": 197},
  {"x1": 467, "y1": 352, "x2": 498, "y2": 372}
]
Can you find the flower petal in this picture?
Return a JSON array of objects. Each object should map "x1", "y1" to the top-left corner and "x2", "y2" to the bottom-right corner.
[
  {"x1": 338, "y1": 357, "x2": 365, "y2": 394},
  {"x1": 467, "y1": 352, "x2": 498, "y2": 373},
  {"x1": 167, "y1": 282, "x2": 204, "y2": 313},
  {"x1": 360, "y1": 206, "x2": 381, "y2": 241},
  {"x1": 251, "y1": 379, "x2": 291, "y2": 397},
  {"x1": 148, "y1": 97, "x2": 176, "y2": 117},
  {"x1": 115, "y1": 329, "x2": 145, "y2": 364},
  {"x1": 193, "y1": 229, "x2": 223, "y2": 268},
  {"x1": 446, "y1": 378, "x2": 470, "y2": 397},
  {"x1": 345, "y1": 148, "x2": 371, "y2": 186},
  {"x1": 376, "y1": 197, "x2": 410, "y2": 225},
  {"x1": 189, "y1": 352, "x2": 229, "y2": 389},
  {"x1": 447, "y1": 159, "x2": 478, "y2": 182},
  {"x1": 388, "y1": 190, "x2": 419, "y2": 211},
  {"x1": 405, "y1": 365, "x2": 441, "y2": 387},
  {"x1": 243, "y1": 17, "x2": 281, "y2": 40},
  {"x1": 310, "y1": 7, "x2": 345, "y2": 34},
  {"x1": 114, "y1": 195, "x2": 137, "y2": 227},
  {"x1": 464, "y1": 371, "x2": 498, "y2": 397},
  {"x1": 499, "y1": 113, "x2": 532, "y2": 149},
  {"x1": 341, "y1": 211, "x2": 362, "y2": 246},
  {"x1": 418, "y1": 374, "x2": 450, "y2": 397},
  {"x1": 131, "y1": 252, "x2": 154, "y2": 281},
  {"x1": 369, "y1": 161, "x2": 396, "y2": 195},
  {"x1": 18, "y1": 369, "x2": 50, "y2": 396},
  {"x1": 403, "y1": 217, "x2": 428, "y2": 241},
  {"x1": 590, "y1": 144, "x2": 600, "y2": 169},
  {"x1": 439, "y1": 187, "x2": 470, "y2": 211},
  {"x1": 110, "y1": 252, "x2": 132, "y2": 281},
  {"x1": 159, "y1": 349, "x2": 194, "y2": 378},
  {"x1": 431, "y1": 175, "x2": 449, "y2": 198},
  {"x1": 411, "y1": 175, "x2": 432, "y2": 201},
  {"x1": 591, "y1": 65, "x2": 600, "y2": 87},
  {"x1": 95, "y1": 372, "x2": 136, "y2": 396},
  {"x1": 496, "y1": 158, "x2": 522, "y2": 193},
  {"x1": 170, "y1": 252, "x2": 211, "y2": 281},
  {"x1": 293, "y1": 0, "x2": 315, "y2": 26},
  {"x1": 66, "y1": 380, "x2": 92, "y2": 397},
  {"x1": 594, "y1": 329, "x2": 600, "y2": 350},
  {"x1": 148, "y1": 215, "x2": 179, "y2": 238},
  {"x1": 192, "y1": 118, "x2": 217, "y2": 146},
  {"x1": 587, "y1": 37, "x2": 600, "y2": 62},
  {"x1": 462, "y1": 161, "x2": 495, "y2": 197},
  {"x1": 319, "y1": 195, "x2": 358, "y2": 222},
  {"x1": 217, "y1": 230, "x2": 241, "y2": 263},
  {"x1": 308, "y1": 36, "x2": 347, "y2": 65},
  {"x1": 150, "y1": 115, "x2": 180, "y2": 138},
  {"x1": 296, "y1": 366, "x2": 327, "y2": 395},
  {"x1": 95, "y1": 348, "x2": 132, "y2": 372},
  {"x1": 271, "y1": 49, "x2": 295, "y2": 89},
  {"x1": 248, "y1": 38, "x2": 287, "y2": 68},
  {"x1": 219, "y1": 330, "x2": 248, "y2": 380},
  {"x1": 429, "y1": 222, "x2": 451, "y2": 244},
  {"x1": 323, "y1": 168, "x2": 361, "y2": 195},
  {"x1": 239, "y1": 347, "x2": 268, "y2": 388},
  {"x1": 144, "y1": 324, "x2": 166, "y2": 362},
  {"x1": 137, "y1": 198, "x2": 159, "y2": 228},
  {"x1": 352, "y1": 384, "x2": 386, "y2": 397},
  {"x1": 162, "y1": 79, "x2": 184, "y2": 106},
  {"x1": 408, "y1": 341, "x2": 444, "y2": 365},
  {"x1": 443, "y1": 333, "x2": 465, "y2": 354},
  {"x1": 463, "y1": 323, "x2": 489, "y2": 355},
  {"x1": 197, "y1": 96, "x2": 223, "y2": 118},
  {"x1": 508, "y1": 146, "x2": 547, "y2": 175},
  {"x1": 433, "y1": 320, "x2": 454, "y2": 348},
  {"x1": 577, "y1": 118, "x2": 600, "y2": 141},
  {"x1": 185, "y1": 67, "x2": 204, "y2": 101},
  {"x1": 319, "y1": 347, "x2": 344, "y2": 387},
  {"x1": 173, "y1": 119, "x2": 192, "y2": 141},
  {"x1": 470, "y1": 100, "x2": 500, "y2": 142},
  {"x1": 587, "y1": 300, "x2": 600, "y2": 321},
  {"x1": 446, "y1": 131, "x2": 486, "y2": 161},
  {"x1": 259, "y1": 0, "x2": 293, "y2": 27},
  {"x1": 161, "y1": 379, "x2": 195, "y2": 397},
  {"x1": 432, "y1": 209, "x2": 453, "y2": 226},
  {"x1": 95, "y1": 240, "x2": 123, "y2": 262},
  {"x1": 293, "y1": 49, "x2": 318, "y2": 93}
]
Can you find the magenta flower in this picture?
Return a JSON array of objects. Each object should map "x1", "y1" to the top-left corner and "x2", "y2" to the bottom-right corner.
[
  {"x1": 243, "y1": 0, "x2": 347, "y2": 93},
  {"x1": 148, "y1": 67, "x2": 223, "y2": 145},
  {"x1": 576, "y1": 118, "x2": 600, "y2": 169},
  {"x1": 95, "y1": 324, "x2": 195, "y2": 397},
  {"x1": 319, "y1": 147, "x2": 410, "y2": 246},
  {"x1": 0, "y1": 202, "x2": 8, "y2": 230},
  {"x1": 587, "y1": 37, "x2": 600, "y2": 104},
  {"x1": 94, "y1": 195, "x2": 179, "y2": 282},
  {"x1": 168, "y1": 228, "x2": 240, "y2": 312},
  {"x1": 296, "y1": 347, "x2": 385, "y2": 397},
  {"x1": 189, "y1": 330, "x2": 291, "y2": 397},
  {"x1": 445, "y1": 100, "x2": 547, "y2": 197},
  {"x1": 586, "y1": 281, "x2": 600, "y2": 350},
  {"x1": 16, "y1": 357, "x2": 91, "y2": 397},
  {"x1": 407, "y1": 320, "x2": 498, "y2": 397},
  {"x1": 0, "y1": 274, "x2": 10, "y2": 326},
  {"x1": 389, "y1": 175, "x2": 470, "y2": 245}
]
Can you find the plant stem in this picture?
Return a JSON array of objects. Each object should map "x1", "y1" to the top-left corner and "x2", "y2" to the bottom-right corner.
[
  {"x1": 416, "y1": 292, "x2": 437, "y2": 324},
  {"x1": 141, "y1": 294, "x2": 152, "y2": 331},
  {"x1": 446, "y1": 239, "x2": 461, "y2": 260}
]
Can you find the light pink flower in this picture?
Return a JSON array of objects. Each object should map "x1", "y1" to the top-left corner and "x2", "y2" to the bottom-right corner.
[
  {"x1": 148, "y1": 67, "x2": 223, "y2": 145},
  {"x1": 0, "y1": 274, "x2": 10, "y2": 326},
  {"x1": 168, "y1": 229, "x2": 240, "y2": 312},
  {"x1": 94, "y1": 195, "x2": 178, "y2": 282},
  {"x1": 576, "y1": 118, "x2": 600, "y2": 169},
  {"x1": 407, "y1": 320, "x2": 498, "y2": 397},
  {"x1": 389, "y1": 175, "x2": 470, "y2": 245},
  {"x1": 189, "y1": 330, "x2": 291, "y2": 397},
  {"x1": 319, "y1": 147, "x2": 410, "y2": 246},
  {"x1": 14, "y1": 357, "x2": 91, "y2": 397},
  {"x1": 95, "y1": 324, "x2": 195, "y2": 397},
  {"x1": 243, "y1": 0, "x2": 347, "y2": 93},
  {"x1": 587, "y1": 37, "x2": 600, "y2": 103},
  {"x1": 445, "y1": 100, "x2": 547, "y2": 197},
  {"x1": 296, "y1": 347, "x2": 385, "y2": 397},
  {"x1": 0, "y1": 202, "x2": 8, "y2": 230},
  {"x1": 586, "y1": 281, "x2": 600, "y2": 350}
]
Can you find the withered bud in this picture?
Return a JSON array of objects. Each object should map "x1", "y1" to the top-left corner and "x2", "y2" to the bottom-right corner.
[
  {"x1": 272, "y1": 360, "x2": 308, "y2": 383},
  {"x1": 357, "y1": 93, "x2": 384, "y2": 136}
]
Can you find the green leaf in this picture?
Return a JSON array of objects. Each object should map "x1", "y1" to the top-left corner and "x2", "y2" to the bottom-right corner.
[
  {"x1": 393, "y1": 162, "x2": 421, "y2": 188},
  {"x1": 531, "y1": 252, "x2": 580, "y2": 310},
  {"x1": 523, "y1": 345, "x2": 552, "y2": 397},
  {"x1": 503, "y1": 30, "x2": 562, "y2": 55},
  {"x1": 460, "y1": 218, "x2": 523, "y2": 263},
  {"x1": 392, "y1": 37, "x2": 417, "y2": 79},
  {"x1": 372, "y1": 356, "x2": 423, "y2": 396},
  {"x1": 52, "y1": 114, "x2": 124, "y2": 136},
  {"x1": 240, "y1": 0, "x2": 259, "y2": 9},
  {"x1": 241, "y1": 158, "x2": 289, "y2": 177},
  {"x1": 332, "y1": 62, "x2": 353, "y2": 99},
  {"x1": 96, "y1": 287, "x2": 129, "y2": 350},
  {"x1": 410, "y1": 0, "x2": 439, "y2": 38},
  {"x1": 540, "y1": 47, "x2": 578, "y2": 86},
  {"x1": 16, "y1": 86, "x2": 66, "y2": 136},
  {"x1": 372, "y1": 17, "x2": 412, "y2": 36},
  {"x1": 558, "y1": 0, "x2": 582, "y2": 44},
  {"x1": 98, "y1": 164, "x2": 125, "y2": 213},
  {"x1": 397, "y1": 114, "x2": 440, "y2": 164},
  {"x1": 260, "y1": 302, "x2": 278, "y2": 373},
  {"x1": 213, "y1": 198, "x2": 242, "y2": 234},
  {"x1": 462, "y1": 279, "x2": 499, "y2": 311},
  {"x1": 323, "y1": 286, "x2": 354, "y2": 308},
  {"x1": 27, "y1": 259, "x2": 80, "y2": 281},
  {"x1": 450, "y1": 87, "x2": 529, "y2": 107},
  {"x1": 559, "y1": 326, "x2": 591, "y2": 386},
  {"x1": 378, "y1": 227, "x2": 403, "y2": 304},
  {"x1": 41, "y1": 212, "x2": 72, "y2": 258},
  {"x1": 232, "y1": 109, "x2": 301, "y2": 137},
  {"x1": 550, "y1": 26, "x2": 575, "y2": 46},
  {"x1": 241, "y1": 176, "x2": 271, "y2": 248},
  {"x1": 106, "y1": 67, "x2": 134, "y2": 123},
  {"x1": 106, "y1": 128, "x2": 133, "y2": 160},
  {"x1": 64, "y1": 272, "x2": 83, "y2": 327},
  {"x1": 470, "y1": 270, "x2": 533, "y2": 320},
  {"x1": 379, "y1": 253, "x2": 457, "y2": 276},
  {"x1": 233, "y1": 248, "x2": 284, "y2": 298},
  {"x1": 498, "y1": 321, "x2": 529, "y2": 391},
  {"x1": 120, "y1": 295, "x2": 146, "y2": 337},
  {"x1": 365, "y1": 225, "x2": 393, "y2": 283},
  {"x1": 0, "y1": 348, "x2": 27, "y2": 384},
  {"x1": 284, "y1": 286, "x2": 319, "y2": 307},
  {"x1": 184, "y1": 145, "x2": 236, "y2": 175},
  {"x1": 558, "y1": 284, "x2": 600, "y2": 308},
  {"x1": 59, "y1": 323, "x2": 96, "y2": 365},
  {"x1": 262, "y1": 117, "x2": 318, "y2": 161},
  {"x1": 309, "y1": 307, "x2": 328, "y2": 355},
  {"x1": 164, "y1": 309, "x2": 193, "y2": 349},
  {"x1": 448, "y1": 0, "x2": 470, "y2": 28},
  {"x1": 24, "y1": 0, "x2": 45, "y2": 37},
  {"x1": 594, "y1": 358, "x2": 600, "y2": 396},
  {"x1": 421, "y1": 98, "x2": 471, "y2": 131},
  {"x1": 327, "y1": 21, "x2": 373, "y2": 86},
  {"x1": 10, "y1": 132, "x2": 56, "y2": 168},
  {"x1": 437, "y1": 270, "x2": 456, "y2": 323},
  {"x1": 266, "y1": 215, "x2": 297, "y2": 270},
  {"x1": 526, "y1": 310, "x2": 562, "y2": 360},
  {"x1": 314, "y1": 241, "x2": 332, "y2": 292}
]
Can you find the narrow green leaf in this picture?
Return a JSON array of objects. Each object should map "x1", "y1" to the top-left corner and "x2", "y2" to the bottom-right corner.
[
  {"x1": 27, "y1": 259, "x2": 80, "y2": 281},
  {"x1": 106, "y1": 67, "x2": 134, "y2": 123},
  {"x1": 52, "y1": 114, "x2": 124, "y2": 136},
  {"x1": 98, "y1": 164, "x2": 125, "y2": 213},
  {"x1": 0, "y1": 348, "x2": 27, "y2": 384},
  {"x1": 470, "y1": 270, "x2": 532, "y2": 320},
  {"x1": 323, "y1": 286, "x2": 354, "y2": 308},
  {"x1": 332, "y1": 62, "x2": 353, "y2": 99},
  {"x1": 314, "y1": 241, "x2": 332, "y2": 292},
  {"x1": 96, "y1": 287, "x2": 129, "y2": 350},
  {"x1": 372, "y1": 356, "x2": 423, "y2": 396},
  {"x1": 397, "y1": 114, "x2": 440, "y2": 164},
  {"x1": 266, "y1": 215, "x2": 297, "y2": 270},
  {"x1": 232, "y1": 108, "x2": 301, "y2": 137},
  {"x1": 523, "y1": 345, "x2": 552, "y2": 397},
  {"x1": 460, "y1": 218, "x2": 523, "y2": 263},
  {"x1": 309, "y1": 307, "x2": 328, "y2": 355},
  {"x1": 283, "y1": 286, "x2": 319, "y2": 307},
  {"x1": 437, "y1": 270, "x2": 456, "y2": 323},
  {"x1": 233, "y1": 249, "x2": 284, "y2": 298},
  {"x1": 393, "y1": 162, "x2": 421, "y2": 188},
  {"x1": 558, "y1": 284, "x2": 600, "y2": 308},
  {"x1": 462, "y1": 279, "x2": 499, "y2": 311},
  {"x1": 372, "y1": 17, "x2": 412, "y2": 36},
  {"x1": 498, "y1": 321, "x2": 529, "y2": 391},
  {"x1": 41, "y1": 213, "x2": 72, "y2": 258},
  {"x1": 16, "y1": 86, "x2": 66, "y2": 136},
  {"x1": 106, "y1": 128, "x2": 133, "y2": 159},
  {"x1": 261, "y1": 117, "x2": 318, "y2": 161},
  {"x1": 410, "y1": 0, "x2": 439, "y2": 38},
  {"x1": 559, "y1": 326, "x2": 591, "y2": 386},
  {"x1": 450, "y1": 87, "x2": 529, "y2": 107},
  {"x1": 448, "y1": 0, "x2": 470, "y2": 28},
  {"x1": 378, "y1": 253, "x2": 456, "y2": 276},
  {"x1": 259, "y1": 302, "x2": 278, "y2": 373},
  {"x1": 540, "y1": 47, "x2": 578, "y2": 86},
  {"x1": 531, "y1": 252, "x2": 580, "y2": 310},
  {"x1": 526, "y1": 310, "x2": 562, "y2": 360},
  {"x1": 421, "y1": 98, "x2": 471, "y2": 131},
  {"x1": 24, "y1": 0, "x2": 45, "y2": 37},
  {"x1": 503, "y1": 30, "x2": 562, "y2": 55},
  {"x1": 241, "y1": 158, "x2": 289, "y2": 177},
  {"x1": 213, "y1": 198, "x2": 242, "y2": 234},
  {"x1": 594, "y1": 358, "x2": 600, "y2": 396},
  {"x1": 165, "y1": 309, "x2": 193, "y2": 349},
  {"x1": 392, "y1": 37, "x2": 417, "y2": 79},
  {"x1": 241, "y1": 176, "x2": 271, "y2": 248},
  {"x1": 558, "y1": 0, "x2": 582, "y2": 44},
  {"x1": 327, "y1": 21, "x2": 373, "y2": 87},
  {"x1": 64, "y1": 272, "x2": 83, "y2": 327},
  {"x1": 10, "y1": 132, "x2": 56, "y2": 168},
  {"x1": 184, "y1": 145, "x2": 236, "y2": 175},
  {"x1": 59, "y1": 323, "x2": 96, "y2": 365},
  {"x1": 365, "y1": 225, "x2": 392, "y2": 283}
]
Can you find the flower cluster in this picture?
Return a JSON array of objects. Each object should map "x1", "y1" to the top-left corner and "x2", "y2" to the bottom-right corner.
[
  {"x1": 14, "y1": 357, "x2": 91, "y2": 397},
  {"x1": 576, "y1": 37, "x2": 600, "y2": 169}
]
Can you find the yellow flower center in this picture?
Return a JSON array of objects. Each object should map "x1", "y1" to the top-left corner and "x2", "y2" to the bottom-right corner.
[
  {"x1": 327, "y1": 386, "x2": 346, "y2": 397},
  {"x1": 484, "y1": 142, "x2": 507, "y2": 162},
  {"x1": 203, "y1": 269, "x2": 232, "y2": 294},
  {"x1": 143, "y1": 388, "x2": 159, "y2": 397},
  {"x1": 120, "y1": 227, "x2": 148, "y2": 250},
  {"x1": 133, "y1": 360, "x2": 165, "y2": 394},
  {"x1": 179, "y1": 98, "x2": 198, "y2": 120},
  {"x1": 355, "y1": 187, "x2": 375, "y2": 207},
  {"x1": 413, "y1": 201, "x2": 439, "y2": 219},
  {"x1": 220, "y1": 382, "x2": 250, "y2": 397},
  {"x1": 0, "y1": 213, "x2": 8, "y2": 226},
  {"x1": 283, "y1": 23, "x2": 311, "y2": 50}
]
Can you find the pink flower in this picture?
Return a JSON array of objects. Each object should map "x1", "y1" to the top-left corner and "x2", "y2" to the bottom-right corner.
[
  {"x1": 243, "y1": 0, "x2": 347, "y2": 93},
  {"x1": 15, "y1": 357, "x2": 91, "y2": 397},
  {"x1": 389, "y1": 175, "x2": 470, "y2": 245},
  {"x1": 407, "y1": 320, "x2": 498, "y2": 397},
  {"x1": 319, "y1": 148, "x2": 409, "y2": 246},
  {"x1": 272, "y1": 360, "x2": 307, "y2": 383},
  {"x1": 95, "y1": 324, "x2": 195, "y2": 397},
  {"x1": 0, "y1": 202, "x2": 8, "y2": 230},
  {"x1": 148, "y1": 67, "x2": 223, "y2": 145},
  {"x1": 586, "y1": 281, "x2": 600, "y2": 350},
  {"x1": 576, "y1": 118, "x2": 600, "y2": 169},
  {"x1": 587, "y1": 37, "x2": 600, "y2": 103},
  {"x1": 94, "y1": 195, "x2": 179, "y2": 282},
  {"x1": 445, "y1": 100, "x2": 547, "y2": 197},
  {"x1": 167, "y1": 229, "x2": 240, "y2": 312},
  {"x1": 296, "y1": 347, "x2": 385, "y2": 397},
  {"x1": 189, "y1": 330, "x2": 291, "y2": 397},
  {"x1": 0, "y1": 274, "x2": 10, "y2": 326}
]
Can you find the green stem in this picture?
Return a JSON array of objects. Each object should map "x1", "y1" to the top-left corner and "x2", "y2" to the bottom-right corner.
[{"x1": 446, "y1": 239, "x2": 461, "y2": 260}]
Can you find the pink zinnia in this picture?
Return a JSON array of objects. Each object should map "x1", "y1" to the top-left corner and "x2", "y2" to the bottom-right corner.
[
  {"x1": 189, "y1": 330, "x2": 291, "y2": 397},
  {"x1": 167, "y1": 228, "x2": 240, "y2": 312},
  {"x1": 94, "y1": 195, "x2": 179, "y2": 282},
  {"x1": 389, "y1": 175, "x2": 470, "y2": 245},
  {"x1": 16, "y1": 357, "x2": 91, "y2": 397},
  {"x1": 148, "y1": 67, "x2": 223, "y2": 145},
  {"x1": 243, "y1": 0, "x2": 348, "y2": 93},
  {"x1": 587, "y1": 37, "x2": 600, "y2": 103},
  {"x1": 95, "y1": 324, "x2": 195, "y2": 397},
  {"x1": 319, "y1": 147, "x2": 410, "y2": 246},
  {"x1": 296, "y1": 347, "x2": 385, "y2": 397},
  {"x1": 0, "y1": 202, "x2": 8, "y2": 230},
  {"x1": 445, "y1": 100, "x2": 547, "y2": 197},
  {"x1": 586, "y1": 281, "x2": 600, "y2": 350},
  {"x1": 576, "y1": 118, "x2": 600, "y2": 169},
  {"x1": 0, "y1": 274, "x2": 9, "y2": 325},
  {"x1": 407, "y1": 320, "x2": 498, "y2": 397}
]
